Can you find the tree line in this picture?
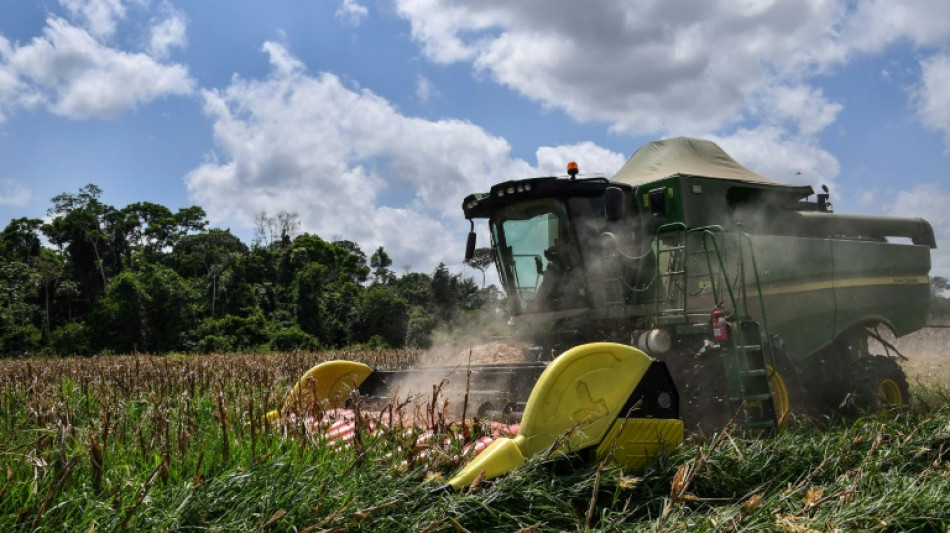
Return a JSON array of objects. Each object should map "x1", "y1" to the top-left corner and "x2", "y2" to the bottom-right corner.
[{"x1": 0, "y1": 184, "x2": 498, "y2": 357}]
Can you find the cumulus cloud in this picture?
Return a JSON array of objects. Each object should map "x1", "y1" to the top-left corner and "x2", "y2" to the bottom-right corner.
[
  {"x1": 390, "y1": 0, "x2": 950, "y2": 169},
  {"x1": 415, "y1": 74, "x2": 438, "y2": 103},
  {"x1": 887, "y1": 183, "x2": 950, "y2": 278},
  {"x1": 709, "y1": 127, "x2": 841, "y2": 190},
  {"x1": 535, "y1": 142, "x2": 627, "y2": 178},
  {"x1": 838, "y1": 2, "x2": 950, "y2": 153},
  {"x1": 749, "y1": 83, "x2": 843, "y2": 137},
  {"x1": 336, "y1": 0, "x2": 369, "y2": 26},
  {"x1": 148, "y1": 9, "x2": 188, "y2": 59},
  {"x1": 59, "y1": 0, "x2": 125, "y2": 40},
  {"x1": 0, "y1": 39, "x2": 36, "y2": 122},
  {"x1": 0, "y1": 179, "x2": 30, "y2": 207},
  {"x1": 0, "y1": 14, "x2": 194, "y2": 120},
  {"x1": 844, "y1": 0, "x2": 950, "y2": 54},
  {"x1": 394, "y1": 0, "x2": 847, "y2": 135},
  {"x1": 915, "y1": 52, "x2": 950, "y2": 149},
  {"x1": 187, "y1": 43, "x2": 614, "y2": 272}
]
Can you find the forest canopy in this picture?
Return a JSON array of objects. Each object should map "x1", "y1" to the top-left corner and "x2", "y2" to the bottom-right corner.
[{"x1": 0, "y1": 184, "x2": 498, "y2": 356}]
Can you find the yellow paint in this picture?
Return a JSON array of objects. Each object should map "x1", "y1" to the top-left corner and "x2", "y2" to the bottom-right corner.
[
  {"x1": 449, "y1": 343, "x2": 683, "y2": 489},
  {"x1": 755, "y1": 275, "x2": 928, "y2": 297},
  {"x1": 593, "y1": 419, "x2": 684, "y2": 469},
  {"x1": 518, "y1": 342, "x2": 651, "y2": 458},
  {"x1": 768, "y1": 365, "x2": 789, "y2": 426},
  {"x1": 448, "y1": 437, "x2": 528, "y2": 489},
  {"x1": 265, "y1": 360, "x2": 372, "y2": 421},
  {"x1": 876, "y1": 379, "x2": 904, "y2": 411}
]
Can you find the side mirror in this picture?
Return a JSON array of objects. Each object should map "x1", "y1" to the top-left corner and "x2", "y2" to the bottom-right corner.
[
  {"x1": 465, "y1": 231, "x2": 476, "y2": 261},
  {"x1": 817, "y1": 184, "x2": 832, "y2": 212},
  {"x1": 605, "y1": 186, "x2": 625, "y2": 221}
]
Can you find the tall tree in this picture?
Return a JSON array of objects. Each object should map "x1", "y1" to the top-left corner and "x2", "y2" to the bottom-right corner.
[
  {"x1": 43, "y1": 184, "x2": 115, "y2": 293},
  {"x1": 253, "y1": 210, "x2": 299, "y2": 248},
  {"x1": 464, "y1": 247, "x2": 495, "y2": 288},
  {"x1": 370, "y1": 246, "x2": 396, "y2": 285},
  {"x1": 0, "y1": 218, "x2": 43, "y2": 265},
  {"x1": 93, "y1": 271, "x2": 148, "y2": 353},
  {"x1": 174, "y1": 229, "x2": 248, "y2": 315},
  {"x1": 33, "y1": 249, "x2": 65, "y2": 334},
  {"x1": 931, "y1": 276, "x2": 950, "y2": 319},
  {"x1": 356, "y1": 285, "x2": 408, "y2": 346},
  {"x1": 396, "y1": 272, "x2": 433, "y2": 309}
]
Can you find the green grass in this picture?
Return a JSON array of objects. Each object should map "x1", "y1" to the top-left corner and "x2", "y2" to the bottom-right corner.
[{"x1": 1, "y1": 353, "x2": 949, "y2": 532}]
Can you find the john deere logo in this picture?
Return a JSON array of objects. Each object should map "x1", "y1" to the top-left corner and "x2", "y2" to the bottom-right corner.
[
  {"x1": 891, "y1": 277, "x2": 918, "y2": 284},
  {"x1": 573, "y1": 381, "x2": 608, "y2": 421}
]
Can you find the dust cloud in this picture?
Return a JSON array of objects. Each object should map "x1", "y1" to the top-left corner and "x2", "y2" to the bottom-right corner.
[
  {"x1": 418, "y1": 340, "x2": 533, "y2": 366},
  {"x1": 880, "y1": 327, "x2": 950, "y2": 385},
  {"x1": 373, "y1": 328, "x2": 540, "y2": 422}
]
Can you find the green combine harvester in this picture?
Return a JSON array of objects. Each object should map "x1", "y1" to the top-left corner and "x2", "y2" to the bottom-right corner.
[{"x1": 279, "y1": 137, "x2": 936, "y2": 488}]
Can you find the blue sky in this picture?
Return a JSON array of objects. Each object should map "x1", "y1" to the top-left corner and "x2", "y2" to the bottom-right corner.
[{"x1": 1, "y1": 0, "x2": 949, "y2": 277}]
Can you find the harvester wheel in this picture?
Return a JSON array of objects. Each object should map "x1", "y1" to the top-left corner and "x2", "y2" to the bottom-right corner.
[
  {"x1": 767, "y1": 339, "x2": 810, "y2": 428},
  {"x1": 852, "y1": 356, "x2": 910, "y2": 415},
  {"x1": 768, "y1": 365, "x2": 789, "y2": 422}
]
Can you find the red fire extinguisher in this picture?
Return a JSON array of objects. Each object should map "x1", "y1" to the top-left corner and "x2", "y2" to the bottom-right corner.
[{"x1": 711, "y1": 305, "x2": 728, "y2": 342}]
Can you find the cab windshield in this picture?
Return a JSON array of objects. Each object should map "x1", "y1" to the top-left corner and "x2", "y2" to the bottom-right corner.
[{"x1": 491, "y1": 199, "x2": 585, "y2": 313}]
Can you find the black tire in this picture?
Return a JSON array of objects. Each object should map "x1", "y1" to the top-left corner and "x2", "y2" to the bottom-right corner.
[{"x1": 849, "y1": 355, "x2": 910, "y2": 416}]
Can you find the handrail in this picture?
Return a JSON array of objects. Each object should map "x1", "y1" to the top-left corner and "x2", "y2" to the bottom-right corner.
[
  {"x1": 694, "y1": 227, "x2": 739, "y2": 314},
  {"x1": 649, "y1": 224, "x2": 773, "y2": 355},
  {"x1": 654, "y1": 222, "x2": 688, "y2": 320},
  {"x1": 739, "y1": 232, "x2": 775, "y2": 362}
]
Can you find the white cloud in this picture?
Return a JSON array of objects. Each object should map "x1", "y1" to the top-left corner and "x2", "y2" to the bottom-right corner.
[
  {"x1": 750, "y1": 83, "x2": 843, "y2": 136},
  {"x1": 262, "y1": 42, "x2": 304, "y2": 77},
  {"x1": 187, "y1": 43, "x2": 611, "y2": 272},
  {"x1": 59, "y1": 0, "x2": 126, "y2": 39},
  {"x1": 915, "y1": 52, "x2": 950, "y2": 149},
  {"x1": 148, "y1": 10, "x2": 188, "y2": 59},
  {"x1": 857, "y1": 188, "x2": 877, "y2": 206},
  {"x1": 0, "y1": 179, "x2": 30, "y2": 207},
  {"x1": 0, "y1": 38, "x2": 31, "y2": 122},
  {"x1": 844, "y1": 0, "x2": 950, "y2": 54},
  {"x1": 336, "y1": 0, "x2": 369, "y2": 26},
  {"x1": 534, "y1": 142, "x2": 626, "y2": 178},
  {"x1": 0, "y1": 16, "x2": 194, "y2": 120},
  {"x1": 415, "y1": 74, "x2": 438, "y2": 103},
  {"x1": 838, "y1": 2, "x2": 950, "y2": 152},
  {"x1": 390, "y1": 0, "x2": 950, "y2": 169},
  {"x1": 394, "y1": 0, "x2": 848, "y2": 135},
  {"x1": 709, "y1": 127, "x2": 841, "y2": 190},
  {"x1": 887, "y1": 182, "x2": 950, "y2": 278}
]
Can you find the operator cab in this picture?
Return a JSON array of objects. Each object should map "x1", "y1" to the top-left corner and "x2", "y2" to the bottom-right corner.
[{"x1": 463, "y1": 166, "x2": 631, "y2": 316}]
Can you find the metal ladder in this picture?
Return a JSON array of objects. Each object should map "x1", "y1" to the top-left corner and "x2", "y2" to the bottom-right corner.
[
  {"x1": 655, "y1": 225, "x2": 779, "y2": 431},
  {"x1": 723, "y1": 319, "x2": 777, "y2": 431},
  {"x1": 718, "y1": 232, "x2": 778, "y2": 431}
]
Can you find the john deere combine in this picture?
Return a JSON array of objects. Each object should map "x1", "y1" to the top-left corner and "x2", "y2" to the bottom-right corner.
[{"x1": 278, "y1": 137, "x2": 936, "y2": 487}]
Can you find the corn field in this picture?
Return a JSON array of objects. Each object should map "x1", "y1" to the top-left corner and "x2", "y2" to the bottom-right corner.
[{"x1": 1, "y1": 351, "x2": 949, "y2": 532}]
